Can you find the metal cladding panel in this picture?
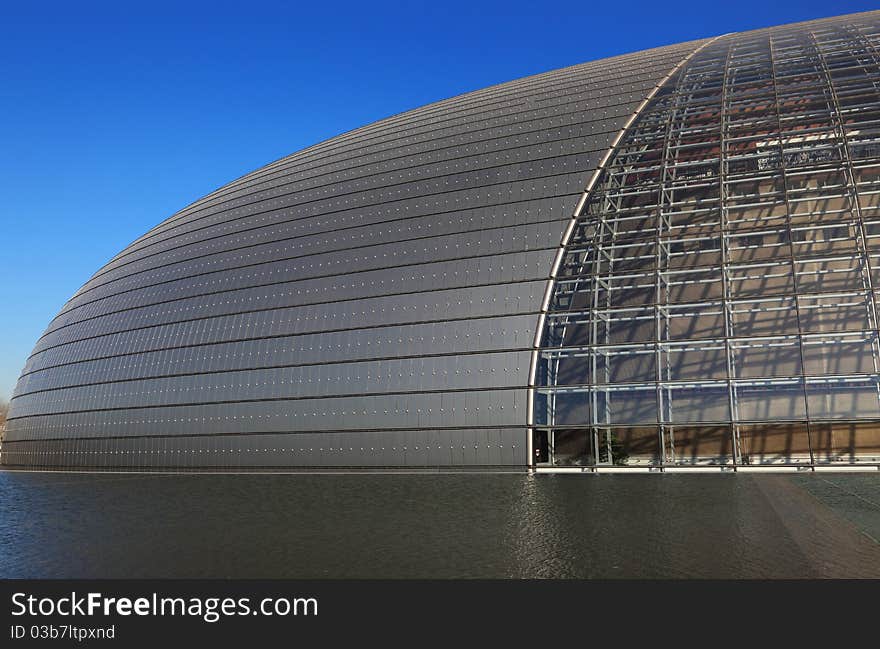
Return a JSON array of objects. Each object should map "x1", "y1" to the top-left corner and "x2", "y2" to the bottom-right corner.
[
  {"x1": 11, "y1": 351, "x2": 532, "y2": 416},
  {"x1": 3, "y1": 31, "x2": 714, "y2": 468},
  {"x1": 46, "y1": 201, "x2": 575, "y2": 325},
  {"x1": 0, "y1": 431, "x2": 529, "y2": 469},
  {"x1": 18, "y1": 314, "x2": 539, "y2": 393},
  {"x1": 28, "y1": 280, "x2": 549, "y2": 357},
  {"x1": 39, "y1": 231, "x2": 562, "y2": 340}
]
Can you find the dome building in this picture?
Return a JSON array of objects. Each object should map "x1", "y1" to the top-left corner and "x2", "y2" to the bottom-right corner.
[{"x1": 5, "y1": 11, "x2": 880, "y2": 470}]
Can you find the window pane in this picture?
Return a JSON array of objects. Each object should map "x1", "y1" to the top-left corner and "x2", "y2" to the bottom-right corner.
[
  {"x1": 738, "y1": 423, "x2": 812, "y2": 464},
  {"x1": 662, "y1": 383, "x2": 730, "y2": 423},
  {"x1": 546, "y1": 390, "x2": 591, "y2": 426},
  {"x1": 552, "y1": 429, "x2": 591, "y2": 466},
  {"x1": 732, "y1": 337, "x2": 802, "y2": 378},
  {"x1": 797, "y1": 292, "x2": 874, "y2": 332},
  {"x1": 665, "y1": 425, "x2": 734, "y2": 464},
  {"x1": 594, "y1": 345, "x2": 656, "y2": 384},
  {"x1": 660, "y1": 342, "x2": 728, "y2": 380},
  {"x1": 594, "y1": 387, "x2": 657, "y2": 424},
  {"x1": 805, "y1": 377, "x2": 880, "y2": 419},
  {"x1": 730, "y1": 297, "x2": 799, "y2": 336},
  {"x1": 734, "y1": 379, "x2": 807, "y2": 420},
  {"x1": 664, "y1": 303, "x2": 726, "y2": 340},
  {"x1": 811, "y1": 422, "x2": 880, "y2": 463},
  {"x1": 728, "y1": 262, "x2": 795, "y2": 297},
  {"x1": 600, "y1": 426, "x2": 660, "y2": 464},
  {"x1": 801, "y1": 333, "x2": 879, "y2": 376}
]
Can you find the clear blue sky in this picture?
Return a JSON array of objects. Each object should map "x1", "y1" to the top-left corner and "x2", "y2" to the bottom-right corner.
[{"x1": 0, "y1": 0, "x2": 875, "y2": 401}]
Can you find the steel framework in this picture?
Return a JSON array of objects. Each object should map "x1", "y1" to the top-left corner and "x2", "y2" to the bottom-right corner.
[{"x1": 534, "y1": 17, "x2": 880, "y2": 468}]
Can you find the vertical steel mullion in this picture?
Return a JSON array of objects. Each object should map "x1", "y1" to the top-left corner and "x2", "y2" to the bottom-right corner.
[
  {"x1": 598, "y1": 185, "x2": 618, "y2": 464},
  {"x1": 770, "y1": 31, "x2": 816, "y2": 467},
  {"x1": 719, "y1": 39, "x2": 742, "y2": 467},
  {"x1": 655, "y1": 79, "x2": 690, "y2": 468}
]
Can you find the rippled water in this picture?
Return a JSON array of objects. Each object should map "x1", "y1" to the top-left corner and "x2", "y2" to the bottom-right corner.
[{"x1": 1, "y1": 471, "x2": 879, "y2": 578}]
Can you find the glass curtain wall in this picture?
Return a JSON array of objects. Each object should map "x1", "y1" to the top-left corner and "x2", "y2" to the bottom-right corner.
[{"x1": 534, "y1": 20, "x2": 880, "y2": 467}]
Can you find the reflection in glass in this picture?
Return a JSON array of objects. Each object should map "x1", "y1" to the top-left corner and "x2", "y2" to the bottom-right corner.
[{"x1": 534, "y1": 21, "x2": 880, "y2": 466}]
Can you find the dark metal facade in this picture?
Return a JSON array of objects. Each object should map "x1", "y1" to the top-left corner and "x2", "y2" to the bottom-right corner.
[
  {"x1": 5, "y1": 11, "x2": 880, "y2": 470},
  {"x1": 2, "y1": 35, "x2": 699, "y2": 468}
]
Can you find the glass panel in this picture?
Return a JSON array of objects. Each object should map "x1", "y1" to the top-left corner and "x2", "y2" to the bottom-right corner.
[
  {"x1": 731, "y1": 337, "x2": 802, "y2": 378},
  {"x1": 594, "y1": 386, "x2": 657, "y2": 425},
  {"x1": 551, "y1": 429, "x2": 591, "y2": 466},
  {"x1": 811, "y1": 422, "x2": 880, "y2": 463},
  {"x1": 801, "y1": 333, "x2": 879, "y2": 376},
  {"x1": 662, "y1": 303, "x2": 726, "y2": 340},
  {"x1": 728, "y1": 262, "x2": 795, "y2": 297},
  {"x1": 660, "y1": 341, "x2": 727, "y2": 381},
  {"x1": 662, "y1": 269, "x2": 723, "y2": 303},
  {"x1": 795, "y1": 257, "x2": 867, "y2": 293},
  {"x1": 598, "y1": 275, "x2": 654, "y2": 308},
  {"x1": 599, "y1": 426, "x2": 660, "y2": 465},
  {"x1": 797, "y1": 292, "x2": 874, "y2": 332},
  {"x1": 596, "y1": 307, "x2": 656, "y2": 344},
  {"x1": 738, "y1": 423, "x2": 813, "y2": 464},
  {"x1": 664, "y1": 425, "x2": 735, "y2": 464},
  {"x1": 728, "y1": 229, "x2": 790, "y2": 263},
  {"x1": 545, "y1": 390, "x2": 591, "y2": 427},
  {"x1": 791, "y1": 222, "x2": 859, "y2": 257},
  {"x1": 594, "y1": 345, "x2": 656, "y2": 384},
  {"x1": 549, "y1": 352, "x2": 592, "y2": 387},
  {"x1": 662, "y1": 383, "x2": 730, "y2": 423},
  {"x1": 730, "y1": 297, "x2": 800, "y2": 336},
  {"x1": 664, "y1": 236, "x2": 722, "y2": 269},
  {"x1": 805, "y1": 376, "x2": 880, "y2": 419},
  {"x1": 733, "y1": 379, "x2": 807, "y2": 421},
  {"x1": 727, "y1": 201, "x2": 788, "y2": 231}
]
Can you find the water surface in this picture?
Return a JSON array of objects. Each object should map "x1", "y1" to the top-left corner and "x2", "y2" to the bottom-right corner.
[{"x1": 1, "y1": 471, "x2": 878, "y2": 578}]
